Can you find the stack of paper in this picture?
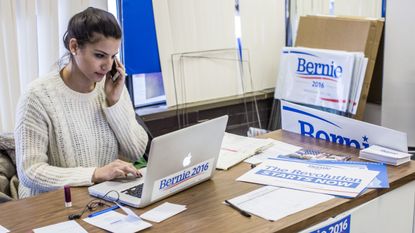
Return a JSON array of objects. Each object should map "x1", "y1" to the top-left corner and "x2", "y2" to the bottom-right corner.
[
  {"x1": 348, "y1": 52, "x2": 368, "y2": 114},
  {"x1": 237, "y1": 158, "x2": 379, "y2": 198},
  {"x1": 308, "y1": 160, "x2": 389, "y2": 189},
  {"x1": 274, "y1": 47, "x2": 367, "y2": 114},
  {"x1": 216, "y1": 133, "x2": 274, "y2": 170},
  {"x1": 359, "y1": 145, "x2": 411, "y2": 166}
]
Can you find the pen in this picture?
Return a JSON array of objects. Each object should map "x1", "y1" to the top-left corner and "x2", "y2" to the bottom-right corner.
[
  {"x1": 225, "y1": 200, "x2": 251, "y2": 218},
  {"x1": 88, "y1": 205, "x2": 120, "y2": 218}
]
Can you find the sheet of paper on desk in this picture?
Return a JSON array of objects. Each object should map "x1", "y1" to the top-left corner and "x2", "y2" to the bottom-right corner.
[
  {"x1": 237, "y1": 158, "x2": 379, "y2": 198},
  {"x1": 217, "y1": 133, "x2": 274, "y2": 170},
  {"x1": 33, "y1": 220, "x2": 87, "y2": 233},
  {"x1": 0, "y1": 225, "x2": 9, "y2": 233},
  {"x1": 228, "y1": 186, "x2": 334, "y2": 221},
  {"x1": 83, "y1": 210, "x2": 152, "y2": 233},
  {"x1": 244, "y1": 139, "x2": 302, "y2": 164},
  {"x1": 140, "y1": 202, "x2": 186, "y2": 222}
]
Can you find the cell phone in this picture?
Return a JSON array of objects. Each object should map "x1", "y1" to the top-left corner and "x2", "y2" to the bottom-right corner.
[{"x1": 110, "y1": 61, "x2": 120, "y2": 82}]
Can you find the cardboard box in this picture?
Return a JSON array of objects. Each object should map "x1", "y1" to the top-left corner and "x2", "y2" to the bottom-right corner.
[{"x1": 295, "y1": 15, "x2": 384, "y2": 120}]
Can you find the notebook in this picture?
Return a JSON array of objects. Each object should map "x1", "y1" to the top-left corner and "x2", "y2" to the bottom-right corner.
[{"x1": 88, "y1": 115, "x2": 228, "y2": 208}]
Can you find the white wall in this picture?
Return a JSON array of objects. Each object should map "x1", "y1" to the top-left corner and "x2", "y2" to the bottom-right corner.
[
  {"x1": 382, "y1": 0, "x2": 415, "y2": 147},
  {"x1": 152, "y1": 0, "x2": 237, "y2": 106},
  {"x1": 153, "y1": 0, "x2": 285, "y2": 107},
  {"x1": 239, "y1": 0, "x2": 285, "y2": 92},
  {"x1": 363, "y1": 103, "x2": 381, "y2": 126}
]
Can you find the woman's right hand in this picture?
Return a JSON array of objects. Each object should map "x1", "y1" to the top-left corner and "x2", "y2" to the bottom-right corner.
[
  {"x1": 104, "y1": 58, "x2": 126, "y2": 107},
  {"x1": 92, "y1": 159, "x2": 141, "y2": 183}
]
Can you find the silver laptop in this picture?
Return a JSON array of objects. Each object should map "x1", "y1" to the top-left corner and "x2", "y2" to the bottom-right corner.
[{"x1": 88, "y1": 115, "x2": 228, "y2": 208}]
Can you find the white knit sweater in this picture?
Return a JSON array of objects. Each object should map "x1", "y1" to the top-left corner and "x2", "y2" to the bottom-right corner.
[{"x1": 15, "y1": 72, "x2": 148, "y2": 198}]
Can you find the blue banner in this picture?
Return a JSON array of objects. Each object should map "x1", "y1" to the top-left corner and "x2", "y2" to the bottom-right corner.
[{"x1": 309, "y1": 215, "x2": 351, "y2": 233}]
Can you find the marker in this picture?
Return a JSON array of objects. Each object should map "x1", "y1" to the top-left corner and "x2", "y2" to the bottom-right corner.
[
  {"x1": 64, "y1": 185, "x2": 72, "y2": 208},
  {"x1": 88, "y1": 205, "x2": 120, "y2": 218},
  {"x1": 225, "y1": 200, "x2": 251, "y2": 218}
]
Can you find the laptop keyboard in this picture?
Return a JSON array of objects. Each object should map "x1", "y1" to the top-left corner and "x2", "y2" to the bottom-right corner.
[{"x1": 121, "y1": 183, "x2": 144, "y2": 198}]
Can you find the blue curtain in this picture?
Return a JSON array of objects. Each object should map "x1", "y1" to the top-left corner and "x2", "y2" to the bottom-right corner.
[{"x1": 121, "y1": 0, "x2": 161, "y2": 75}]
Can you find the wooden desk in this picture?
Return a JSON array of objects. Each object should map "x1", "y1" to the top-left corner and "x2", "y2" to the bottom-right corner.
[{"x1": 1, "y1": 130, "x2": 415, "y2": 233}]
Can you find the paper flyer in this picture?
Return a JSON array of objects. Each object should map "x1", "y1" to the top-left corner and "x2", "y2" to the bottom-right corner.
[
  {"x1": 236, "y1": 159, "x2": 379, "y2": 198},
  {"x1": 309, "y1": 160, "x2": 389, "y2": 189},
  {"x1": 274, "y1": 157, "x2": 389, "y2": 189}
]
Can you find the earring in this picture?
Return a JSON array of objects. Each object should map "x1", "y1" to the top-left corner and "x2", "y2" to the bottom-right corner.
[{"x1": 72, "y1": 52, "x2": 76, "y2": 56}]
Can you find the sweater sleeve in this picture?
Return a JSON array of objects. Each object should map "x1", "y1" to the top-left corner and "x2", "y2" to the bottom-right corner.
[
  {"x1": 15, "y1": 92, "x2": 96, "y2": 193},
  {"x1": 103, "y1": 87, "x2": 148, "y2": 161}
]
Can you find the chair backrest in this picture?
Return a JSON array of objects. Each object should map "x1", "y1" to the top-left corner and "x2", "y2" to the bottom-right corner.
[{"x1": 0, "y1": 133, "x2": 19, "y2": 202}]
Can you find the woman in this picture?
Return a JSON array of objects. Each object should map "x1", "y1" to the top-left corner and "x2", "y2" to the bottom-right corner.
[{"x1": 14, "y1": 7, "x2": 148, "y2": 198}]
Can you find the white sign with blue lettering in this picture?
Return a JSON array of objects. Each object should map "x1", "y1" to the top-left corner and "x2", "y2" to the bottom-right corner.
[
  {"x1": 275, "y1": 47, "x2": 360, "y2": 112},
  {"x1": 236, "y1": 159, "x2": 378, "y2": 198},
  {"x1": 151, "y1": 158, "x2": 214, "y2": 202},
  {"x1": 281, "y1": 100, "x2": 408, "y2": 152}
]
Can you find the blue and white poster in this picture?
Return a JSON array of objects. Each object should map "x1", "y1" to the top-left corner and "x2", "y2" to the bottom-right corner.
[
  {"x1": 310, "y1": 160, "x2": 389, "y2": 189},
  {"x1": 275, "y1": 47, "x2": 367, "y2": 113},
  {"x1": 280, "y1": 100, "x2": 408, "y2": 152},
  {"x1": 236, "y1": 159, "x2": 379, "y2": 198}
]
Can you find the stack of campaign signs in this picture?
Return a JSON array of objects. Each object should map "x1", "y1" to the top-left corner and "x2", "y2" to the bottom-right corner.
[
  {"x1": 274, "y1": 47, "x2": 368, "y2": 115},
  {"x1": 237, "y1": 158, "x2": 384, "y2": 199}
]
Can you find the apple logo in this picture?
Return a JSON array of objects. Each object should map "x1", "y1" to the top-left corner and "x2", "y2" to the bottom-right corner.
[{"x1": 182, "y1": 152, "x2": 192, "y2": 167}]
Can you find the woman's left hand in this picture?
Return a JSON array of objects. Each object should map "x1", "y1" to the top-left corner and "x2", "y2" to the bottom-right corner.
[{"x1": 105, "y1": 58, "x2": 126, "y2": 107}]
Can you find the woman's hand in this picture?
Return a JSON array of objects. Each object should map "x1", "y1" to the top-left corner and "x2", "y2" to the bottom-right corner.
[
  {"x1": 105, "y1": 58, "x2": 126, "y2": 107},
  {"x1": 92, "y1": 159, "x2": 141, "y2": 183}
]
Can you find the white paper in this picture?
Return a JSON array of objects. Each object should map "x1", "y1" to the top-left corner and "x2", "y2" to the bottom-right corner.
[
  {"x1": 217, "y1": 133, "x2": 274, "y2": 170},
  {"x1": 228, "y1": 186, "x2": 334, "y2": 221},
  {"x1": 140, "y1": 202, "x2": 187, "y2": 223},
  {"x1": 348, "y1": 55, "x2": 368, "y2": 114},
  {"x1": 244, "y1": 139, "x2": 302, "y2": 164},
  {"x1": 33, "y1": 220, "x2": 87, "y2": 233},
  {"x1": 361, "y1": 145, "x2": 411, "y2": 159},
  {"x1": 359, "y1": 152, "x2": 410, "y2": 166},
  {"x1": 237, "y1": 159, "x2": 379, "y2": 198},
  {"x1": 83, "y1": 211, "x2": 152, "y2": 233},
  {"x1": 0, "y1": 225, "x2": 9, "y2": 233}
]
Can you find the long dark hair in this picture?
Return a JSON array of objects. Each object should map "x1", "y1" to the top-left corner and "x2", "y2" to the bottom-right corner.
[{"x1": 59, "y1": 7, "x2": 122, "y2": 67}]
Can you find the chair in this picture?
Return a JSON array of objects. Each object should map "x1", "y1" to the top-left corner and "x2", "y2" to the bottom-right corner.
[{"x1": 0, "y1": 133, "x2": 19, "y2": 202}]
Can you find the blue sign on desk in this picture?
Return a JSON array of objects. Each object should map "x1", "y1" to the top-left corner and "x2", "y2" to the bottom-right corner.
[{"x1": 309, "y1": 214, "x2": 351, "y2": 233}]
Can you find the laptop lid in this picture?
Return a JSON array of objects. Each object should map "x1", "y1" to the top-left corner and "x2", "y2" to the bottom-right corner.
[{"x1": 88, "y1": 115, "x2": 228, "y2": 208}]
